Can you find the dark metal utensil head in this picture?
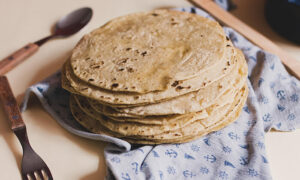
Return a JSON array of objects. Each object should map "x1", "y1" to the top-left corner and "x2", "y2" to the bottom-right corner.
[
  {"x1": 54, "y1": 7, "x2": 93, "y2": 37},
  {"x1": 35, "y1": 7, "x2": 93, "y2": 46}
]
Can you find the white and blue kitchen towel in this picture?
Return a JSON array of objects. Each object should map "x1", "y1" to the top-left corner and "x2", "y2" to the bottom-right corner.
[{"x1": 21, "y1": 6, "x2": 300, "y2": 180}]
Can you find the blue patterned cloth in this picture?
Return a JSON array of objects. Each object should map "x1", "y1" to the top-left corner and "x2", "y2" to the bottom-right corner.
[{"x1": 21, "y1": 7, "x2": 300, "y2": 180}]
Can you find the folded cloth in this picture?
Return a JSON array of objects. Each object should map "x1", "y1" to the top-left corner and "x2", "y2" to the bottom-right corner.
[{"x1": 21, "y1": 7, "x2": 300, "y2": 180}]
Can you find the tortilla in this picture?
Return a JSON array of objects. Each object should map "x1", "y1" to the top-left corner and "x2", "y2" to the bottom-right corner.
[
  {"x1": 70, "y1": 84, "x2": 248, "y2": 144},
  {"x1": 63, "y1": 41, "x2": 236, "y2": 107},
  {"x1": 74, "y1": 94, "x2": 208, "y2": 125},
  {"x1": 70, "y1": 9, "x2": 227, "y2": 93}
]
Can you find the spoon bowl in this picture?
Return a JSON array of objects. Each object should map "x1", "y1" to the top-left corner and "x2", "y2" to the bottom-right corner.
[{"x1": 55, "y1": 7, "x2": 93, "y2": 37}]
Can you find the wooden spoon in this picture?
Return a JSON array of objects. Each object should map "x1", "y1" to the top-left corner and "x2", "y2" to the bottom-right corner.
[{"x1": 0, "y1": 7, "x2": 93, "y2": 75}]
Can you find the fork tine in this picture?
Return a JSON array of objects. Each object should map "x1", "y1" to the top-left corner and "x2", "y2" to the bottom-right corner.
[
  {"x1": 29, "y1": 172, "x2": 37, "y2": 180},
  {"x1": 43, "y1": 167, "x2": 53, "y2": 180},
  {"x1": 22, "y1": 174, "x2": 29, "y2": 180},
  {"x1": 36, "y1": 170, "x2": 44, "y2": 180}
]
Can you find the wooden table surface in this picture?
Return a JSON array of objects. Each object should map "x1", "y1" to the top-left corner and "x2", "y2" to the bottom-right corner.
[{"x1": 0, "y1": 0, "x2": 299, "y2": 179}]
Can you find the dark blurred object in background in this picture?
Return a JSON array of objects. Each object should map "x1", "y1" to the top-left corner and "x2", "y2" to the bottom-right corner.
[{"x1": 265, "y1": 0, "x2": 300, "y2": 44}]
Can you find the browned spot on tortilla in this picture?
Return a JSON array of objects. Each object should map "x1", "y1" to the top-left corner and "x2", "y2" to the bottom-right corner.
[
  {"x1": 176, "y1": 86, "x2": 184, "y2": 91},
  {"x1": 171, "y1": 81, "x2": 179, "y2": 87},
  {"x1": 111, "y1": 83, "x2": 119, "y2": 88}
]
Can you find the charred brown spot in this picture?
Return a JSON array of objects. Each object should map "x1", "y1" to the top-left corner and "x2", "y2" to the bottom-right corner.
[
  {"x1": 134, "y1": 96, "x2": 139, "y2": 100},
  {"x1": 113, "y1": 78, "x2": 116, "y2": 81},
  {"x1": 126, "y1": 48, "x2": 131, "y2": 51},
  {"x1": 152, "y1": 13, "x2": 158, "y2": 16},
  {"x1": 171, "y1": 22, "x2": 178, "y2": 25},
  {"x1": 227, "y1": 61, "x2": 230, "y2": 66},
  {"x1": 187, "y1": 86, "x2": 191, "y2": 89},
  {"x1": 85, "y1": 57, "x2": 91, "y2": 61},
  {"x1": 224, "y1": 68, "x2": 227, "y2": 70},
  {"x1": 111, "y1": 83, "x2": 119, "y2": 88},
  {"x1": 88, "y1": 78, "x2": 94, "y2": 82},
  {"x1": 176, "y1": 86, "x2": 184, "y2": 91},
  {"x1": 100, "y1": 61, "x2": 104, "y2": 65},
  {"x1": 120, "y1": 58, "x2": 128, "y2": 64},
  {"x1": 174, "y1": 133, "x2": 180, "y2": 136},
  {"x1": 118, "y1": 68, "x2": 125, "y2": 71},
  {"x1": 218, "y1": 85, "x2": 223, "y2": 88},
  {"x1": 171, "y1": 81, "x2": 179, "y2": 87},
  {"x1": 226, "y1": 44, "x2": 231, "y2": 47},
  {"x1": 226, "y1": 36, "x2": 230, "y2": 40},
  {"x1": 92, "y1": 65, "x2": 100, "y2": 69},
  {"x1": 127, "y1": 67, "x2": 134, "y2": 73},
  {"x1": 203, "y1": 82, "x2": 206, "y2": 86},
  {"x1": 132, "y1": 86, "x2": 136, "y2": 89},
  {"x1": 141, "y1": 51, "x2": 147, "y2": 56}
]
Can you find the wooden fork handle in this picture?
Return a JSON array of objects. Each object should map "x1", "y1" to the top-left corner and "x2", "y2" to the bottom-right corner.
[
  {"x1": 0, "y1": 76, "x2": 25, "y2": 130},
  {"x1": 0, "y1": 43, "x2": 39, "y2": 75}
]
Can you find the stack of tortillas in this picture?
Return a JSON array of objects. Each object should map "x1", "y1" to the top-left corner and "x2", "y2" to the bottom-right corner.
[{"x1": 61, "y1": 9, "x2": 248, "y2": 144}]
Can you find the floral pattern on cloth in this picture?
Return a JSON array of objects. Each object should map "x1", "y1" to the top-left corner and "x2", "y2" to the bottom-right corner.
[{"x1": 21, "y1": 6, "x2": 300, "y2": 180}]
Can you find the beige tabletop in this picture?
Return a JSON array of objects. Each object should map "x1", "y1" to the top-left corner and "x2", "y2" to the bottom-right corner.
[{"x1": 0, "y1": 0, "x2": 299, "y2": 179}]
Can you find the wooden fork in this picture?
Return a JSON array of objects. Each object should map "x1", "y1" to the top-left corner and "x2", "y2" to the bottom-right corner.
[{"x1": 0, "y1": 76, "x2": 53, "y2": 180}]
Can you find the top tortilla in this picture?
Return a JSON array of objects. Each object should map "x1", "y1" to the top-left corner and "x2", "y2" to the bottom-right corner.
[
  {"x1": 62, "y1": 41, "x2": 235, "y2": 107},
  {"x1": 70, "y1": 9, "x2": 227, "y2": 93}
]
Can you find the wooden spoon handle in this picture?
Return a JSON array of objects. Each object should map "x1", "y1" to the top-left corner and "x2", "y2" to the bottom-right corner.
[
  {"x1": 190, "y1": 0, "x2": 300, "y2": 79},
  {"x1": 0, "y1": 43, "x2": 39, "y2": 75},
  {"x1": 0, "y1": 76, "x2": 25, "y2": 130}
]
